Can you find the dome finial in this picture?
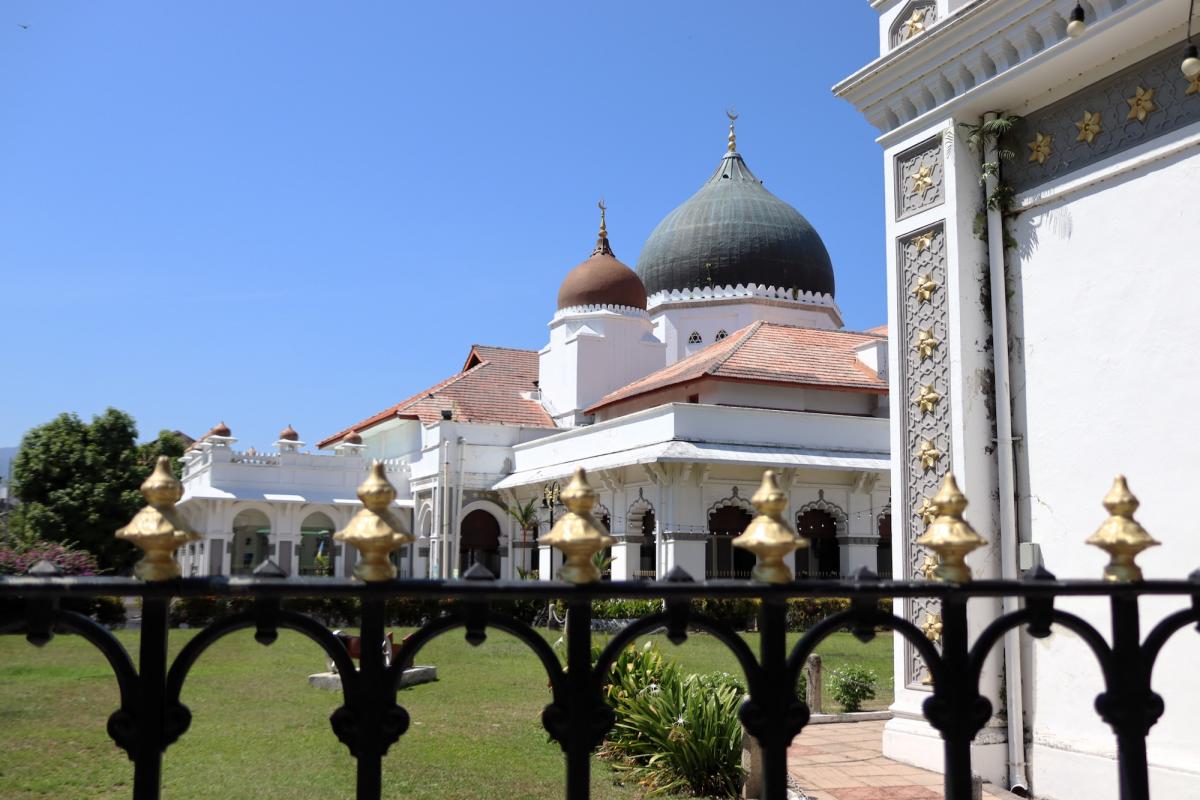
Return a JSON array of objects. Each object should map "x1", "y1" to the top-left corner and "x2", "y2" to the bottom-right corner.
[
  {"x1": 726, "y1": 107, "x2": 738, "y2": 152},
  {"x1": 592, "y1": 197, "x2": 614, "y2": 256}
]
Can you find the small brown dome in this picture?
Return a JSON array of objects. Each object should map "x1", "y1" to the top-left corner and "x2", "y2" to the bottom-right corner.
[
  {"x1": 344, "y1": 431, "x2": 363, "y2": 445},
  {"x1": 211, "y1": 421, "x2": 232, "y2": 437},
  {"x1": 280, "y1": 424, "x2": 299, "y2": 441},
  {"x1": 556, "y1": 217, "x2": 646, "y2": 311}
]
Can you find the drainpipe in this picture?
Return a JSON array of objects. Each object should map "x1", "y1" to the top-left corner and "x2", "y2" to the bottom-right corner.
[
  {"x1": 440, "y1": 440, "x2": 451, "y2": 579},
  {"x1": 983, "y1": 111, "x2": 1030, "y2": 795},
  {"x1": 453, "y1": 435, "x2": 467, "y2": 577}
]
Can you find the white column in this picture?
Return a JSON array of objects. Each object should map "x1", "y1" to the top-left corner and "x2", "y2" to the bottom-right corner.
[{"x1": 609, "y1": 536, "x2": 637, "y2": 581}]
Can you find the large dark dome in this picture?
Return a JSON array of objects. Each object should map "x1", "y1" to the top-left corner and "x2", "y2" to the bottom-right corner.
[{"x1": 636, "y1": 150, "x2": 835, "y2": 298}]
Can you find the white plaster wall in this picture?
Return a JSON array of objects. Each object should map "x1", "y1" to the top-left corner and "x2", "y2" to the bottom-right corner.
[
  {"x1": 539, "y1": 309, "x2": 666, "y2": 424},
  {"x1": 652, "y1": 299, "x2": 840, "y2": 364},
  {"x1": 592, "y1": 378, "x2": 884, "y2": 422},
  {"x1": 1010, "y1": 141, "x2": 1200, "y2": 799}
]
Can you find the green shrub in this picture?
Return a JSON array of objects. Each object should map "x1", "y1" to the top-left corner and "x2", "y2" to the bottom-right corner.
[
  {"x1": 169, "y1": 596, "x2": 226, "y2": 627},
  {"x1": 600, "y1": 643, "x2": 745, "y2": 797},
  {"x1": 592, "y1": 598, "x2": 662, "y2": 620},
  {"x1": 784, "y1": 597, "x2": 896, "y2": 632},
  {"x1": 91, "y1": 596, "x2": 127, "y2": 628},
  {"x1": 829, "y1": 665, "x2": 877, "y2": 712},
  {"x1": 691, "y1": 597, "x2": 759, "y2": 630},
  {"x1": 785, "y1": 598, "x2": 850, "y2": 631}
]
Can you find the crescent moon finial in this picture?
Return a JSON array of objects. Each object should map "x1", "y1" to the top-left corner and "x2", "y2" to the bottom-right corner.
[
  {"x1": 726, "y1": 108, "x2": 738, "y2": 152},
  {"x1": 726, "y1": 107, "x2": 738, "y2": 122},
  {"x1": 598, "y1": 197, "x2": 607, "y2": 237}
]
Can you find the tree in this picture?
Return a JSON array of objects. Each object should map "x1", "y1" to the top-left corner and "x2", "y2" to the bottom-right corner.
[
  {"x1": 506, "y1": 497, "x2": 541, "y2": 578},
  {"x1": 9, "y1": 409, "x2": 181, "y2": 572}
]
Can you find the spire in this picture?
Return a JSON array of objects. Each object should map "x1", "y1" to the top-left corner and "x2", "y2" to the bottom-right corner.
[
  {"x1": 592, "y1": 198, "x2": 614, "y2": 256},
  {"x1": 726, "y1": 107, "x2": 738, "y2": 153}
]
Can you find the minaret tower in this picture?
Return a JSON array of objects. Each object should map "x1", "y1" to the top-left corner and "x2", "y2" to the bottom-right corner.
[{"x1": 538, "y1": 202, "x2": 666, "y2": 426}]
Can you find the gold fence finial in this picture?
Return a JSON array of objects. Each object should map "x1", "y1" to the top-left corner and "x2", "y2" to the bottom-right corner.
[
  {"x1": 116, "y1": 456, "x2": 200, "y2": 581},
  {"x1": 540, "y1": 467, "x2": 614, "y2": 584},
  {"x1": 1086, "y1": 475, "x2": 1159, "y2": 582},
  {"x1": 914, "y1": 472, "x2": 986, "y2": 582},
  {"x1": 334, "y1": 461, "x2": 413, "y2": 582},
  {"x1": 733, "y1": 470, "x2": 806, "y2": 583}
]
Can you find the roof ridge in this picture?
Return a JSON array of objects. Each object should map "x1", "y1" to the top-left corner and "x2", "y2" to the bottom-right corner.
[
  {"x1": 470, "y1": 344, "x2": 539, "y2": 354},
  {"x1": 705, "y1": 321, "x2": 763, "y2": 376}
]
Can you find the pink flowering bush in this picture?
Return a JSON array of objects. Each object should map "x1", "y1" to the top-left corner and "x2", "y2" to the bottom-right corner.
[
  {"x1": 0, "y1": 539, "x2": 101, "y2": 576},
  {"x1": 0, "y1": 539, "x2": 124, "y2": 627}
]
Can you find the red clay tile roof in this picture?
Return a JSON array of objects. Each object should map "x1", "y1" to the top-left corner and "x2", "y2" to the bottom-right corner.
[
  {"x1": 318, "y1": 345, "x2": 553, "y2": 447},
  {"x1": 867, "y1": 323, "x2": 888, "y2": 335},
  {"x1": 587, "y1": 322, "x2": 887, "y2": 413}
]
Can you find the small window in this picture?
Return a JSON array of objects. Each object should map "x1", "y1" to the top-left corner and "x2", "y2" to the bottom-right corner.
[
  {"x1": 715, "y1": 329, "x2": 728, "y2": 341},
  {"x1": 688, "y1": 394, "x2": 700, "y2": 404},
  {"x1": 687, "y1": 331, "x2": 702, "y2": 344}
]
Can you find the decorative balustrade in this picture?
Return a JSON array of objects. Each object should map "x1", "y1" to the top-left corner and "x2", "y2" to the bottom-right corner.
[{"x1": 1, "y1": 459, "x2": 1197, "y2": 800}]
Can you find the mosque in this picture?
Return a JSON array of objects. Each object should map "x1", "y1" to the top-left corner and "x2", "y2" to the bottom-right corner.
[{"x1": 178, "y1": 119, "x2": 892, "y2": 583}]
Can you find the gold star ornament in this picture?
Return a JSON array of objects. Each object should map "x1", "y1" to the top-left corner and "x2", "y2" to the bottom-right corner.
[
  {"x1": 1027, "y1": 132, "x2": 1053, "y2": 165},
  {"x1": 910, "y1": 165, "x2": 934, "y2": 196},
  {"x1": 915, "y1": 329, "x2": 939, "y2": 361},
  {"x1": 1075, "y1": 111, "x2": 1102, "y2": 144},
  {"x1": 913, "y1": 232, "x2": 934, "y2": 253},
  {"x1": 1126, "y1": 86, "x2": 1157, "y2": 122},
  {"x1": 915, "y1": 384, "x2": 942, "y2": 415},
  {"x1": 918, "y1": 552, "x2": 939, "y2": 579},
  {"x1": 913, "y1": 273, "x2": 938, "y2": 303},
  {"x1": 917, "y1": 496, "x2": 938, "y2": 528},
  {"x1": 1188, "y1": 74, "x2": 1200, "y2": 96},
  {"x1": 916, "y1": 439, "x2": 943, "y2": 471},
  {"x1": 901, "y1": 8, "x2": 927, "y2": 40},
  {"x1": 921, "y1": 611, "x2": 943, "y2": 643}
]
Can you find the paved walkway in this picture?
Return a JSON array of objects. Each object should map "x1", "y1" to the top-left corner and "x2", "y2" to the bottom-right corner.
[{"x1": 786, "y1": 720, "x2": 1007, "y2": 800}]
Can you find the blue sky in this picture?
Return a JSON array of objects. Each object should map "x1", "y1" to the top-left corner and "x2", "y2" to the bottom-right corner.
[{"x1": 0, "y1": 1, "x2": 883, "y2": 449}]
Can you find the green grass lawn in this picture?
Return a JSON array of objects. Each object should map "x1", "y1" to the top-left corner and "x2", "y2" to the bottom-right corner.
[{"x1": 0, "y1": 625, "x2": 892, "y2": 799}]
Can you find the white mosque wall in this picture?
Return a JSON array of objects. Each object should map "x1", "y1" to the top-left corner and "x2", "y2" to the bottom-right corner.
[
  {"x1": 1008, "y1": 132, "x2": 1200, "y2": 799},
  {"x1": 651, "y1": 297, "x2": 841, "y2": 364},
  {"x1": 504, "y1": 402, "x2": 888, "y2": 478},
  {"x1": 592, "y1": 379, "x2": 885, "y2": 422},
  {"x1": 539, "y1": 307, "x2": 666, "y2": 426},
  {"x1": 841, "y1": 0, "x2": 1200, "y2": 794}
]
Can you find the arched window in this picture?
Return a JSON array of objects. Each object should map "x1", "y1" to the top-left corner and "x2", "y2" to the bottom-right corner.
[
  {"x1": 687, "y1": 331, "x2": 703, "y2": 344},
  {"x1": 715, "y1": 329, "x2": 728, "y2": 341},
  {"x1": 877, "y1": 511, "x2": 892, "y2": 579},
  {"x1": 639, "y1": 509, "x2": 656, "y2": 578},
  {"x1": 796, "y1": 509, "x2": 840, "y2": 578},
  {"x1": 460, "y1": 509, "x2": 501, "y2": 577},
  {"x1": 230, "y1": 508, "x2": 271, "y2": 576},
  {"x1": 707, "y1": 505, "x2": 755, "y2": 579},
  {"x1": 299, "y1": 511, "x2": 335, "y2": 576}
]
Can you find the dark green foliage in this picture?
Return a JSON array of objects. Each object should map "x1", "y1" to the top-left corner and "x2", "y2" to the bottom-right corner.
[
  {"x1": 600, "y1": 642, "x2": 745, "y2": 797},
  {"x1": 9, "y1": 409, "x2": 189, "y2": 572},
  {"x1": 690, "y1": 597, "x2": 759, "y2": 629},
  {"x1": 829, "y1": 665, "x2": 877, "y2": 712},
  {"x1": 90, "y1": 596, "x2": 128, "y2": 628}
]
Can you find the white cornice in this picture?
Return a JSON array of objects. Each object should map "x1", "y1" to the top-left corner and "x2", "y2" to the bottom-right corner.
[{"x1": 833, "y1": 0, "x2": 1162, "y2": 138}]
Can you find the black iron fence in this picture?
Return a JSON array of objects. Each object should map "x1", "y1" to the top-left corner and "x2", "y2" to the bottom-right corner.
[
  {"x1": 4, "y1": 566, "x2": 1200, "y2": 800},
  {"x1": 1, "y1": 461, "x2": 1197, "y2": 800}
]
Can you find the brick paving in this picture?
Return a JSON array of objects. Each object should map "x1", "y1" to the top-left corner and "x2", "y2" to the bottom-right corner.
[{"x1": 787, "y1": 720, "x2": 1006, "y2": 800}]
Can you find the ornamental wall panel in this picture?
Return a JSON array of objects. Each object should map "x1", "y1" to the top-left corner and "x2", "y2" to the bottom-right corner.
[
  {"x1": 1007, "y1": 41, "x2": 1200, "y2": 193},
  {"x1": 895, "y1": 136, "x2": 945, "y2": 220},
  {"x1": 889, "y1": 1, "x2": 937, "y2": 50},
  {"x1": 897, "y1": 222, "x2": 950, "y2": 689}
]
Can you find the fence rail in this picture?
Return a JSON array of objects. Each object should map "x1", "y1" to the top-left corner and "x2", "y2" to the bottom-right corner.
[
  {"x1": 3, "y1": 570, "x2": 1199, "y2": 800},
  {"x1": 1, "y1": 460, "x2": 1196, "y2": 800}
]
